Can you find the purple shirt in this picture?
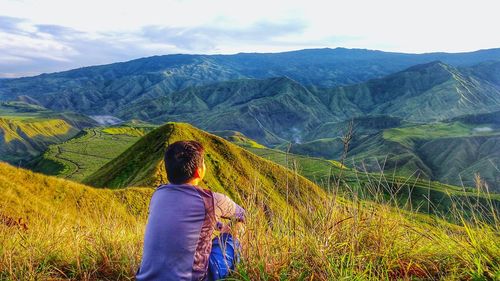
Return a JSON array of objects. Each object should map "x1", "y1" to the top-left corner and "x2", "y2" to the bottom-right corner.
[{"x1": 136, "y1": 184, "x2": 244, "y2": 281}]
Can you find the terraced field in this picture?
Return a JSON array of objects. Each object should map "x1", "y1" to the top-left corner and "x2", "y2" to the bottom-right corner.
[{"x1": 29, "y1": 126, "x2": 156, "y2": 181}]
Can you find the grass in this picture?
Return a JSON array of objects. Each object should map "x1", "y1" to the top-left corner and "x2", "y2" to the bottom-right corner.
[
  {"x1": 84, "y1": 123, "x2": 327, "y2": 217},
  {"x1": 28, "y1": 121, "x2": 499, "y2": 219},
  {"x1": 28, "y1": 126, "x2": 156, "y2": 182},
  {"x1": 1, "y1": 156, "x2": 499, "y2": 280},
  {"x1": 226, "y1": 138, "x2": 500, "y2": 220},
  {"x1": 2, "y1": 122, "x2": 498, "y2": 280},
  {"x1": 0, "y1": 118, "x2": 81, "y2": 164},
  {"x1": 383, "y1": 122, "x2": 500, "y2": 148},
  {"x1": 0, "y1": 162, "x2": 152, "y2": 280},
  {"x1": 0, "y1": 101, "x2": 98, "y2": 164}
]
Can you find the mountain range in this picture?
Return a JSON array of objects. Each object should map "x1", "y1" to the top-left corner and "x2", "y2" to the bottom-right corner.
[
  {"x1": 2, "y1": 121, "x2": 498, "y2": 280},
  {"x1": 0, "y1": 47, "x2": 499, "y2": 191},
  {"x1": 1, "y1": 47, "x2": 500, "y2": 114},
  {"x1": 114, "y1": 60, "x2": 500, "y2": 144}
]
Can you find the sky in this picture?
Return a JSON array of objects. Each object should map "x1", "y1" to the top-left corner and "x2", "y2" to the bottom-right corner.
[{"x1": 1, "y1": 0, "x2": 500, "y2": 78}]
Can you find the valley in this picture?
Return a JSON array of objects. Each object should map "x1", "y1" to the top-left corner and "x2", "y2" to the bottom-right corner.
[
  {"x1": 0, "y1": 47, "x2": 499, "y2": 280},
  {"x1": 28, "y1": 126, "x2": 154, "y2": 181},
  {"x1": 1, "y1": 122, "x2": 498, "y2": 280}
]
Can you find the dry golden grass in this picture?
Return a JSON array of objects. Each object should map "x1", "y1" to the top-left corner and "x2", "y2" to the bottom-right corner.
[{"x1": 1, "y1": 161, "x2": 499, "y2": 280}]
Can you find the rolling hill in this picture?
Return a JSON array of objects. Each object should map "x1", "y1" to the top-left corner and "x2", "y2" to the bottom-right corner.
[
  {"x1": 0, "y1": 161, "x2": 152, "y2": 280},
  {"x1": 1, "y1": 47, "x2": 500, "y2": 280},
  {"x1": 315, "y1": 61, "x2": 500, "y2": 122},
  {"x1": 84, "y1": 122, "x2": 327, "y2": 214},
  {"x1": 214, "y1": 130, "x2": 500, "y2": 215},
  {"x1": 118, "y1": 77, "x2": 334, "y2": 145},
  {"x1": 355, "y1": 120, "x2": 500, "y2": 191},
  {"x1": 0, "y1": 101, "x2": 97, "y2": 163},
  {"x1": 2, "y1": 137, "x2": 498, "y2": 279},
  {"x1": 114, "y1": 61, "x2": 500, "y2": 145},
  {"x1": 27, "y1": 123, "x2": 157, "y2": 181}
]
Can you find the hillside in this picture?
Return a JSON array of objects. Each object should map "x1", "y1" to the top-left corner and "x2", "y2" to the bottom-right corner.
[
  {"x1": 2, "y1": 155, "x2": 499, "y2": 279},
  {"x1": 316, "y1": 61, "x2": 500, "y2": 122},
  {"x1": 0, "y1": 102, "x2": 97, "y2": 163},
  {"x1": 84, "y1": 122, "x2": 327, "y2": 213},
  {"x1": 356, "y1": 121, "x2": 500, "y2": 191},
  {"x1": 118, "y1": 77, "x2": 334, "y2": 144},
  {"x1": 110, "y1": 62, "x2": 499, "y2": 145},
  {"x1": 210, "y1": 130, "x2": 500, "y2": 218},
  {"x1": 27, "y1": 124, "x2": 156, "y2": 181},
  {"x1": 0, "y1": 161, "x2": 152, "y2": 280}
]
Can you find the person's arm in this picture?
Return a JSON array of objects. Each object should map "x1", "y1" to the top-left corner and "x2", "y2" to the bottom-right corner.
[{"x1": 213, "y1": 192, "x2": 245, "y2": 223}]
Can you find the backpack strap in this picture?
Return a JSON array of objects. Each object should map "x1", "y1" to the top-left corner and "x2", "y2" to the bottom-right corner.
[{"x1": 192, "y1": 187, "x2": 216, "y2": 280}]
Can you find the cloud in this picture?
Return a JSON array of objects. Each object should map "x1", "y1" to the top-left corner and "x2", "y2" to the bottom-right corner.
[
  {"x1": 140, "y1": 20, "x2": 307, "y2": 51},
  {"x1": 0, "y1": 16, "x2": 168, "y2": 77},
  {"x1": 0, "y1": 15, "x2": 311, "y2": 77},
  {"x1": 0, "y1": 16, "x2": 25, "y2": 34},
  {"x1": 1, "y1": 0, "x2": 500, "y2": 77}
]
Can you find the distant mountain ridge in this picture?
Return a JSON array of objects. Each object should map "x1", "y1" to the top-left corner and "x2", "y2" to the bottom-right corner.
[
  {"x1": 1, "y1": 47, "x2": 500, "y2": 115},
  {"x1": 116, "y1": 61, "x2": 500, "y2": 144},
  {"x1": 1, "y1": 47, "x2": 499, "y2": 192},
  {"x1": 316, "y1": 61, "x2": 500, "y2": 121},
  {"x1": 118, "y1": 77, "x2": 334, "y2": 144}
]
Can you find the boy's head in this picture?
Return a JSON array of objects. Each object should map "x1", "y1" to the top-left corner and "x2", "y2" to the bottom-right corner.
[{"x1": 164, "y1": 140, "x2": 206, "y2": 184}]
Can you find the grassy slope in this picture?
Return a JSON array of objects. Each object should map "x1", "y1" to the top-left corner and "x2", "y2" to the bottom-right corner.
[
  {"x1": 0, "y1": 161, "x2": 152, "y2": 280},
  {"x1": 0, "y1": 102, "x2": 97, "y2": 164},
  {"x1": 0, "y1": 117, "x2": 80, "y2": 163},
  {"x1": 23, "y1": 119, "x2": 499, "y2": 217},
  {"x1": 214, "y1": 131, "x2": 500, "y2": 218},
  {"x1": 85, "y1": 122, "x2": 327, "y2": 215},
  {"x1": 283, "y1": 119, "x2": 500, "y2": 192},
  {"x1": 1, "y1": 157, "x2": 499, "y2": 280},
  {"x1": 381, "y1": 121, "x2": 500, "y2": 190},
  {"x1": 27, "y1": 126, "x2": 154, "y2": 181}
]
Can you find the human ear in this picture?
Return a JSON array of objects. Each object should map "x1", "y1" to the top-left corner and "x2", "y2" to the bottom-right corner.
[
  {"x1": 193, "y1": 167, "x2": 201, "y2": 179},
  {"x1": 198, "y1": 162, "x2": 206, "y2": 179}
]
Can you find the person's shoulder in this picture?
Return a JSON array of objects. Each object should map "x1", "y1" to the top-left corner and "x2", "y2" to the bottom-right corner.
[
  {"x1": 155, "y1": 184, "x2": 170, "y2": 190},
  {"x1": 192, "y1": 185, "x2": 214, "y2": 198}
]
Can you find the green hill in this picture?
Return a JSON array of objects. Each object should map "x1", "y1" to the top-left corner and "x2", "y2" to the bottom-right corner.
[
  {"x1": 0, "y1": 102, "x2": 97, "y2": 163},
  {"x1": 341, "y1": 121, "x2": 500, "y2": 192},
  {"x1": 27, "y1": 124, "x2": 156, "y2": 181},
  {"x1": 118, "y1": 77, "x2": 334, "y2": 145},
  {"x1": 316, "y1": 61, "x2": 500, "y2": 122},
  {"x1": 214, "y1": 130, "x2": 500, "y2": 219},
  {"x1": 1, "y1": 149, "x2": 499, "y2": 279},
  {"x1": 113, "y1": 62, "x2": 499, "y2": 146},
  {"x1": 84, "y1": 122, "x2": 327, "y2": 213}
]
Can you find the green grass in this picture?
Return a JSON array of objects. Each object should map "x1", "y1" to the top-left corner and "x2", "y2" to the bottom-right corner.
[
  {"x1": 0, "y1": 101, "x2": 98, "y2": 164},
  {"x1": 28, "y1": 126, "x2": 155, "y2": 182},
  {"x1": 383, "y1": 121, "x2": 500, "y2": 147},
  {"x1": 0, "y1": 118, "x2": 81, "y2": 164},
  {"x1": 84, "y1": 123, "x2": 327, "y2": 217},
  {"x1": 1, "y1": 153, "x2": 499, "y2": 280},
  {"x1": 25, "y1": 121, "x2": 499, "y2": 221},
  {"x1": 225, "y1": 135, "x2": 500, "y2": 220}
]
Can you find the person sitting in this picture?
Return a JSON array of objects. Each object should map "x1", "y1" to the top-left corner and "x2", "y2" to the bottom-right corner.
[{"x1": 136, "y1": 140, "x2": 245, "y2": 281}]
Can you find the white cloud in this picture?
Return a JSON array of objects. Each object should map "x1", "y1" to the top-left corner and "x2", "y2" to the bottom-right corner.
[{"x1": 1, "y1": 0, "x2": 500, "y2": 77}]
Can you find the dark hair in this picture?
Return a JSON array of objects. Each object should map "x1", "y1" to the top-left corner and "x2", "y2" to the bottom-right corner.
[{"x1": 164, "y1": 140, "x2": 205, "y2": 184}]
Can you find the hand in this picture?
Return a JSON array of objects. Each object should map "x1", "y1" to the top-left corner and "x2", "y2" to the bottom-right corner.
[{"x1": 217, "y1": 221, "x2": 245, "y2": 238}]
